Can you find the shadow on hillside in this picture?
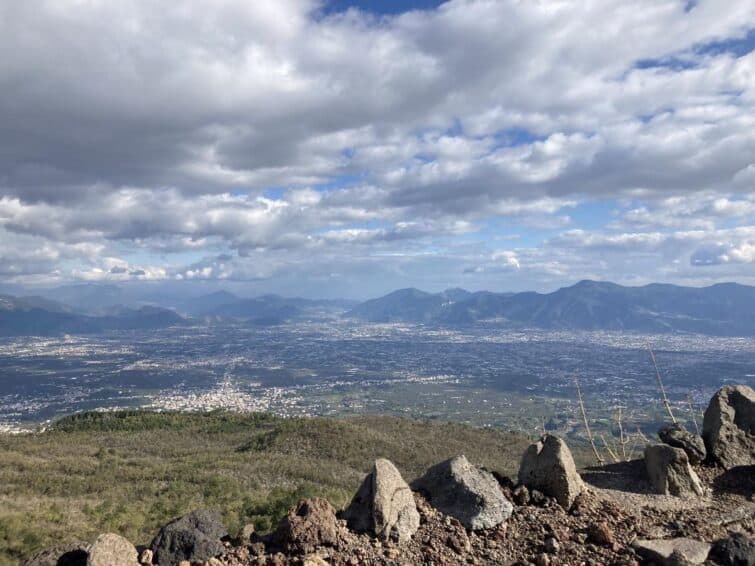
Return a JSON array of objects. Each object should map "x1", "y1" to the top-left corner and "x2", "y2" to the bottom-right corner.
[
  {"x1": 580, "y1": 459, "x2": 653, "y2": 494},
  {"x1": 711, "y1": 464, "x2": 755, "y2": 498}
]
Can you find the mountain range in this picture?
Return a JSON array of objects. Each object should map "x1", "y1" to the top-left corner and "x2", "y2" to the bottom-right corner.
[
  {"x1": 2, "y1": 280, "x2": 754, "y2": 336},
  {"x1": 345, "y1": 280, "x2": 755, "y2": 336}
]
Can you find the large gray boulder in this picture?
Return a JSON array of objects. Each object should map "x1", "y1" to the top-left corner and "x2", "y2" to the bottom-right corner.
[
  {"x1": 658, "y1": 423, "x2": 706, "y2": 465},
  {"x1": 87, "y1": 533, "x2": 139, "y2": 566},
  {"x1": 342, "y1": 458, "x2": 420, "y2": 543},
  {"x1": 413, "y1": 455, "x2": 512, "y2": 530},
  {"x1": 703, "y1": 384, "x2": 755, "y2": 469},
  {"x1": 517, "y1": 434, "x2": 584, "y2": 508},
  {"x1": 150, "y1": 509, "x2": 227, "y2": 566},
  {"x1": 644, "y1": 444, "x2": 705, "y2": 497}
]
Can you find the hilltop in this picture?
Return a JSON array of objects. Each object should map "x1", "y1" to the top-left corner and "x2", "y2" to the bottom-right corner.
[{"x1": 0, "y1": 411, "x2": 541, "y2": 565}]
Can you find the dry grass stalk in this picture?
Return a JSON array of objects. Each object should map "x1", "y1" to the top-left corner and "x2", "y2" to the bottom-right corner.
[
  {"x1": 686, "y1": 393, "x2": 701, "y2": 434},
  {"x1": 648, "y1": 345, "x2": 676, "y2": 423},
  {"x1": 574, "y1": 376, "x2": 604, "y2": 465}
]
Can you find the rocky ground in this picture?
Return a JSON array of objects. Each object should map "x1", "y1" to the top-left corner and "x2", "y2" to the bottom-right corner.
[
  {"x1": 20, "y1": 384, "x2": 755, "y2": 566},
  {"x1": 215, "y1": 463, "x2": 754, "y2": 566}
]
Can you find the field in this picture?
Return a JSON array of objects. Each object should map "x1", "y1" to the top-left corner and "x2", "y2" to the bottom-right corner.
[{"x1": 0, "y1": 410, "x2": 589, "y2": 565}]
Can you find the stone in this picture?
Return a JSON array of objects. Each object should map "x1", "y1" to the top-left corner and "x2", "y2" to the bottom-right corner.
[
  {"x1": 413, "y1": 455, "x2": 513, "y2": 530},
  {"x1": 644, "y1": 444, "x2": 705, "y2": 497},
  {"x1": 631, "y1": 538, "x2": 711, "y2": 565},
  {"x1": 302, "y1": 556, "x2": 330, "y2": 566},
  {"x1": 87, "y1": 533, "x2": 140, "y2": 566},
  {"x1": 342, "y1": 458, "x2": 420, "y2": 543},
  {"x1": 512, "y1": 485, "x2": 530, "y2": 506},
  {"x1": 703, "y1": 384, "x2": 755, "y2": 470},
  {"x1": 139, "y1": 548, "x2": 153, "y2": 565},
  {"x1": 544, "y1": 536, "x2": 560, "y2": 554},
  {"x1": 517, "y1": 435, "x2": 584, "y2": 508},
  {"x1": 708, "y1": 532, "x2": 755, "y2": 566},
  {"x1": 151, "y1": 509, "x2": 228, "y2": 566},
  {"x1": 587, "y1": 521, "x2": 614, "y2": 547},
  {"x1": 658, "y1": 423, "x2": 706, "y2": 465},
  {"x1": 20, "y1": 543, "x2": 88, "y2": 566},
  {"x1": 271, "y1": 497, "x2": 341, "y2": 553}
]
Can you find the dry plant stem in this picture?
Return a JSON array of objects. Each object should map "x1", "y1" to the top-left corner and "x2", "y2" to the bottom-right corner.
[
  {"x1": 648, "y1": 345, "x2": 677, "y2": 423},
  {"x1": 574, "y1": 376, "x2": 604, "y2": 465},
  {"x1": 600, "y1": 434, "x2": 620, "y2": 463},
  {"x1": 686, "y1": 394, "x2": 700, "y2": 434},
  {"x1": 615, "y1": 407, "x2": 629, "y2": 461}
]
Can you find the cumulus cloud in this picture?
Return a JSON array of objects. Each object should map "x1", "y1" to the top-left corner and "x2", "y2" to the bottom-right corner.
[{"x1": 0, "y1": 0, "x2": 754, "y2": 292}]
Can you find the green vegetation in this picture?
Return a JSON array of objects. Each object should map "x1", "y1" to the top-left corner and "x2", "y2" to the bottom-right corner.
[{"x1": 0, "y1": 410, "x2": 589, "y2": 565}]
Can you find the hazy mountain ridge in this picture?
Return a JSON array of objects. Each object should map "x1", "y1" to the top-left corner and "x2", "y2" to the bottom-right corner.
[
  {"x1": 0, "y1": 298, "x2": 185, "y2": 336},
  {"x1": 3, "y1": 280, "x2": 755, "y2": 336},
  {"x1": 346, "y1": 280, "x2": 755, "y2": 335}
]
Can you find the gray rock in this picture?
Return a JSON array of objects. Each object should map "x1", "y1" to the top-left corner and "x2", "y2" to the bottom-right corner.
[
  {"x1": 150, "y1": 509, "x2": 227, "y2": 566},
  {"x1": 703, "y1": 384, "x2": 755, "y2": 470},
  {"x1": 87, "y1": 533, "x2": 139, "y2": 566},
  {"x1": 658, "y1": 423, "x2": 706, "y2": 465},
  {"x1": 631, "y1": 538, "x2": 711, "y2": 565},
  {"x1": 708, "y1": 532, "x2": 755, "y2": 566},
  {"x1": 517, "y1": 434, "x2": 584, "y2": 508},
  {"x1": 413, "y1": 455, "x2": 512, "y2": 530},
  {"x1": 342, "y1": 458, "x2": 420, "y2": 543},
  {"x1": 20, "y1": 543, "x2": 88, "y2": 566},
  {"x1": 644, "y1": 444, "x2": 705, "y2": 497}
]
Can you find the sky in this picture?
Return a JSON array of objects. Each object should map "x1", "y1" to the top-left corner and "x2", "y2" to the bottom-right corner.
[{"x1": 0, "y1": 0, "x2": 754, "y2": 299}]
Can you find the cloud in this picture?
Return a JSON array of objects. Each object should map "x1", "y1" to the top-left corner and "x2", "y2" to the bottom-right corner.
[{"x1": 0, "y1": 0, "x2": 754, "y2": 291}]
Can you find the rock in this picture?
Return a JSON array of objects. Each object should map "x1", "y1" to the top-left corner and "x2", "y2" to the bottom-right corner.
[
  {"x1": 658, "y1": 423, "x2": 706, "y2": 465},
  {"x1": 517, "y1": 435, "x2": 584, "y2": 509},
  {"x1": 87, "y1": 533, "x2": 140, "y2": 566},
  {"x1": 271, "y1": 497, "x2": 341, "y2": 553},
  {"x1": 534, "y1": 552, "x2": 550, "y2": 566},
  {"x1": 708, "y1": 532, "x2": 755, "y2": 566},
  {"x1": 413, "y1": 455, "x2": 513, "y2": 530},
  {"x1": 644, "y1": 444, "x2": 705, "y2": 497},
  {"x1": 139, "y1": 548, "x2": 153, "y2": 565},
  {"x1": 703, "y1": 384, "x2": 755, "y2": 470},
  {"x1": 632, "y1": 538, "x2": 711, "y2": 565},
  {"x1": 302, "y1": 556, "x2": 330, "y2": 566},
  {"x1": 544, "y1": 536, "x2": 560, "y2": 554},
  {"x1": 151, "y1": 509, "x2": 228, "y2": 566},
  {"x1": 512, "y1": 485, "x2": 530, "y2": 506},
  {"x1": 20, "y1": 543, "x2": 88, "y2": 566},
  {"x1": 587, "y1": 521, "x2": 614, "y2": 547},
  {"x1": 342, "y1": 458, "x2": 420, "y2": 543}
]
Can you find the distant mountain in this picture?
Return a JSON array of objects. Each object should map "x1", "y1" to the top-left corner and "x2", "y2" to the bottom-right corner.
[
  {"x1": 346, "y1": 281, "x2": 755, "y2": 335},
  {"x1": 0, "y1": 296, "x2": 185, "y2": 336}
]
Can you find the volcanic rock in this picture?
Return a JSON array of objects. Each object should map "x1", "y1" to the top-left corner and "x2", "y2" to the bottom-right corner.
[
  {"x1": 703, "y1": 384, "x2": 755, "y2": 470},
  {"x1": 151, "y1": 509, "x2": 227, "y2": 566},
  {"x1": 342, "y1": 458, "x2": 420, "y2": 543},
  {"x1": 518, "y1": 434, "x2": 584, "y2": 508},
  {"x1": 644, "y1": 444, "x2": 705, "y2": 497},
  {"x1": 659, "y1": 422, "x2": 706, "y2": 465},
  {"x1": 413, "y1": 455, "x2": 512, "y2": 530},
  {"x1": 87, "y1": 533, "x2": 139, "y2": 566}
]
